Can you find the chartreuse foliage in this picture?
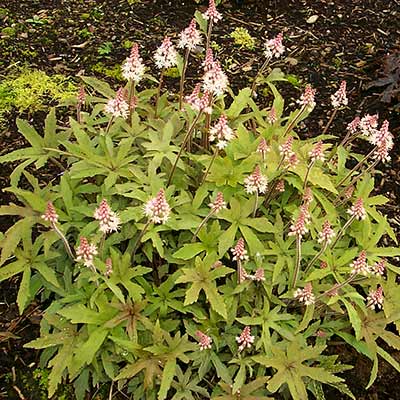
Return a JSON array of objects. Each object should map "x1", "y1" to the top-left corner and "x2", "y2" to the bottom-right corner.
[{"x1": 1, "y1": 12, "x2": 400, "y2": 400}]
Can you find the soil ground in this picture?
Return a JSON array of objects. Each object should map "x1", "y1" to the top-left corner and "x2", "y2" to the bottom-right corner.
[{"x1": 0, "y1": 0, "x2": 399, "y2": 399}]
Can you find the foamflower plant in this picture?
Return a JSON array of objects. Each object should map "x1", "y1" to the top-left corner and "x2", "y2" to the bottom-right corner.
[{"x1": 0, "y1": 4, "x2": 399, "y2": 400}]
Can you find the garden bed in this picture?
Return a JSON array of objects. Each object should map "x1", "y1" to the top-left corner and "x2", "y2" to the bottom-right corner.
[{"x1": 0, "y1": 0, "x2": 399, "y2": 399}]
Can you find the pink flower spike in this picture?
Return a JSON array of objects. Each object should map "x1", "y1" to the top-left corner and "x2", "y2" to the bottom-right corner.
[
  {"x1": 346, "y1": 117, "x2": 360, "y2": 134},
  {"x1": 122, "y1": 43, "x2": 145, "y2": 83},
  {"x1": 185, "y1": 83, "x2": 201, "y2": 106},
  {"x1": 371, "y1": 260, "x2": 386, "y2": 276},
  {"x1": 327, "y1": 284, "x2": 340, "y2": 297},
  {"x1": 320, "y1": 261, "x2": 328, "y2": 269},
  {"x1": 105, "y1": 88, "x2": 129, "y2": 119},
  {"x1": 309, "y1": 141, "x2": 325, "y2": 163},
  {"x1": 253, "y1": 268, "x2": 265, "y2": 282},
  {"x1": 371, "y1": 120, "x2": 393, "y2": 163},
  {"x1": 236, "y1": 326, "x2": 255, "y2": 352},
  {"x1": 178, "y1": 19, "x2": 202, "y2": 51},
  {"x1": 202, "y1": 59, "x2": 229, "y2": 96},
  {"x1": 276, "y1": 179, "x2": 285, "y2": 193},
  {"x1": 294, "y1": 282, "x2": 315, "y2": 305},
  {"x1": 203, "y1": 48, "x2": 215, "y2": 71},
  {"x1": 76, "y1": 237, "x2": 98, "y2": 269},
  {"x1": 344, "y1": 185, "x2": 355, "y2": 200},
  {"x1": 130, "y1": 95, "x2": 138, "y2": 112},
  {"x1": 202, "y1": 0, "x2": 222, "y2": 24},
  {"x1": 209, "y1": 115, "x2": 235, "y2": 149},
  {"x1": 287, "y1": 153, "x2": 299, "y2": 168},
  {"x1": 330, "y1": 80, "x2": 348, "y2": 109},
  {"x1": 318, "y1": 220, "x2": 335, "y2": 244},
  {"x1": 185, "y1": 84, "x2": 212, "y2": 114},
  {"x1": 267, "y1": 106, "x2": 277, "y2": 124},
  {"x1": 94, "y1": 199, "x2": 120, "y2": 234},
  {"x1": 279, "y1": 136, "x2": 295, "y2": 160},
  {"x1": 209, "y1": 192, "x2": 226, "y2": 213},
  {"x1": 359, "y1": 114, "x2": 379, "y2": 138},
  {"x1": 231, "y1": 238, "x2": 249, "y2": 261},
  {"x1": 154, "y1": 37, "x2": 178, "y2": 69},
  {"x1": 77, "y1": 86, "x2": 86, "y2": 107},
  {"x1": 288, "y1": 208, "x2": 309, "y2": 238},
  {"x1": 196, "y1": 330, "x2": 213, "y2": 351},
  {"x1": 298, "y1": 84, "x2": 316, "y2": 110},
  {"x1": 350, "y1": 250, "x2": 370, "y2": 276},
  {"x1": 105, "y1": 258, "x2": 113, "y2": 277},
  {"x1": 244, "y1": 165, "x2": 268, "y2": 194},
  {"x1": 347, "y1": 197, "x2": 366, "y2": 220},
  {"x1": 144, "y1": 189, "x2": 171, "y2": 224},
  {"x1": 257, "y1": 138, "x2": 270, "y2": 161},
  {"x1": 238, "y1": 265, "x2": 249, "y2": 284},
  {"x1": 264, "y1": 32, "x2": 285, "y2": 59},
  {"x1": 366, "y1": 286, "x2": 384, "y2": 310},
  {"x1": 302, "y1": 187, "x2": 313, "y2": 206},
  {"x1": 42, "y1": 201, "x2": 59, "y2": 224}
]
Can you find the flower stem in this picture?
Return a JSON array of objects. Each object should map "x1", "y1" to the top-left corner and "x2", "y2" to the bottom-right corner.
[
  {"x1": 304, "y1": 241, "x2": 328, "y2": 275},
  {"x1": 105, "y1": 116, "x2": 114, "y2": 135},
  {"x1": 330, "y1": 215, "x2": 355, "y2": 250},
  {"x1": 326, "y1": 132, "x2": 359, "y2": 164},
  {"x1": 250, "y1": 57, "x2": 270, "y2": 97},
  {"x1": 155, "y1": 69, "x2": 164, "y2": 118},
  {"x1": 303, "y1": 160, "x2": 314, "y2": 190},
  {"x1": 201, "y1": 147, "x2": 218, "y2": 185},
  {"x1": 203, "y1": 97, "x2": 214, "y2": 148},
  {"x1": 322, "y1": 108, "x2": 337, "y2": 136},
  {"x1": 263, "y1": 157, "x2": 286, "y2": 207},
  {"x1": 77, "y1": 104, "x2": 82, "y2": 124},
  {"x1": 335, "y1": 159, "x2": 379, "y2": 206},
  {"x1": 205, "y1": 20, "x2": 213, "y2": 53},
  {"x1": 191, "y1": 211, "x2": 214, "y2": 242},
  {"x1": 179, "y1": 48, "x2": 190, "y2": 111},
  {"x1": 346, "y1": 159, "x2": 379, "y2": 190},
  {"x1": 167, "y1": 112, "x2": 202, "y2": 186},
  {"x1": 132, "y1": 219, "x2": 152, "y2": 260},
  {"x1": 315, "y1": 274, "x2": 356, "y2": 302},
  {"x1": 51, "y1": 223, "x2": 75, "y2": 260},
  {"x1": 99, "y1": 234, "x2": 106, "y2": 258},
  {"x1": 291, "y1": 235, "x2": 302, "y2": 288},
  {"x1": 128, "y1": 80, "x2": 136, "y2": 126},
  {"x1": 237, "y1": 259, "x2": 242, "y2": 284},
  {"x1": 252, "y1": 191, "x2": 259, "y2": 218},
  {"x1": 336, "y1": 148, "x2": 375, "y2": 187},
  {"x1": 282, "y1": 105, "x2": 306, "y2": 137}
]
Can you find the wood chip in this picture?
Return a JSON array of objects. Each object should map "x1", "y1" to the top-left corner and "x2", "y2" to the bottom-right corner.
[{"x1": 306, "y1": 15, "x2": 319, "y2": 24}]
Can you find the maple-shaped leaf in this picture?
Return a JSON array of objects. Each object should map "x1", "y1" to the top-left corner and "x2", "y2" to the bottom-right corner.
[
  {"x1": 253, "y1": 341, "x2": 342, "y2": 400},
  {"x1": 215, "y1": 377, "x2": 272, "y2": 400},
  {"x1": 176, "y1": 255, "x2": 234, "y2": 319}
]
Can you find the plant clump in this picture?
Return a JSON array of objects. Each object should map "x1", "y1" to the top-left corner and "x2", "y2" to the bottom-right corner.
[
  {"x1": 230, "y1": 26, "x2": 256, "y2": 50},
  {"x1": 0, "y1": 68, "x2": 77, "y2": 125},
  {"x1": 0, "y1": 1, "x2": 399, "y2": 400}
]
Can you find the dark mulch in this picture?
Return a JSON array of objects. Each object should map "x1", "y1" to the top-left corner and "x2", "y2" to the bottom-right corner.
[{"x1": 0, "y1": 0, "x2": 399, "y2": 399}]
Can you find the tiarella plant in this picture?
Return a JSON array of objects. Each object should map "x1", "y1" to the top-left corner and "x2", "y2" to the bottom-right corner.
[{"x1": 1, "y1": 1, "x2": 399, "y2": 399}]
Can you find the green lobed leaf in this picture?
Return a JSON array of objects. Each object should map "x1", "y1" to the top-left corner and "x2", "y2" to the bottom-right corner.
[
  {"x1": 81, "y1": 76, "x2": 115, "y2": 98},
  {"x1": 173, "y1": 243, "x2": 206, "y2": 260},
  {"x1": 0, "y1": 217, "x2": 36, "y2": 266},
  {"x1": 17, "y1": 267, "x2": 31, "y2": 314},
  {"x1": 0, "y1": 259, "x2": 26, "y2": 282},
  {"x1": 158, "y1": 359, "x2": 176, "y2": 400},
  {"x1": 341, "y1": 299, "x2": 362, "y2": 340},
  {"x1": 73, "y1": 327, "x2": 109, "y2": 370}
]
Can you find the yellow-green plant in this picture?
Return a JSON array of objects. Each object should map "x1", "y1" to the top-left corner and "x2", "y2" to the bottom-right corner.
[
  {"x1": 230, "y1": 27, "x2": 256, "y2": 50},
  {"x1": 0, "y1": 69, "x2": 77, "y2": 122}
]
